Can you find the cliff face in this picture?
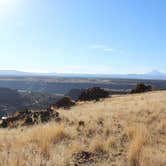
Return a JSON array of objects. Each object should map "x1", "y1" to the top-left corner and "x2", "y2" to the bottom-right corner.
[
  {"x1": 65, "y1": 88, "x2": 83, "y2": 100},
  {"x1": 0, "y1": 88, "x2": 23, "y2": 116},
  {"x1": 0, "y1": 88, "x2": 60, "y2": 117},
  {"x1": 0, "y1": 88, "x2": 22, "y2": 105}
]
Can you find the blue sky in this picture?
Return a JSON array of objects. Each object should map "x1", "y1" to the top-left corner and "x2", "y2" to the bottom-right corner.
[{"x1": 0, "y1": 0, "x2": 166, "y2": 74}]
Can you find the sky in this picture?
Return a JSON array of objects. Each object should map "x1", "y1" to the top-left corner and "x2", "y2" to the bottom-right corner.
[{"x1": 0, "y1": 0, "x2": 166, "y2": 74}]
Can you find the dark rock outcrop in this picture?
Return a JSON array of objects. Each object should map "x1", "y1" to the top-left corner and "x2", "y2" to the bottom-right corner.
[
  {"x1": 130, "y1": 83, "x2": 152, "y2": 94},
  {"x1": 0, "y1": 108, "x2": 60, "y2": 128},
  {"x1": 78, "y1": 87, "x2": 109, "y2": 101},
  {"x1": 51, "y1": 96, "x2": 75, "y2": 109}
]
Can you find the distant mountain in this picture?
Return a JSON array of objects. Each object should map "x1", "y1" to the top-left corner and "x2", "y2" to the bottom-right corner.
[
  {"x1": 146, "y1": 70, "x2": 165, "y2": 75},
  {"x1": 107, "y1": 71, "x2": 166, "y2": 80},
  {"x1": 0, "y1": 70, "x2": 166, "y2": 80},
  {"x1": 145, "y1": 70, "x2": 166, "y2": 76},
  {"x1": 0, "y1": 70, "x2": 57, "y2": 76},
  {"x1": 0, "y1": 70, "x2": 29, "y2": 76}
]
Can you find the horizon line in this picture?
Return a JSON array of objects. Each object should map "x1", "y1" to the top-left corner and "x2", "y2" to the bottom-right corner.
[{"x1": 0, "y1": 69, "x2": 165, "y2": 75}]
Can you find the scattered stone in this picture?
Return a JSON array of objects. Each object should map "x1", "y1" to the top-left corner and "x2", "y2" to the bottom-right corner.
[
  {"x1": 78, "y1": 121, "x2": 85, "y2": 127},
  {"x1": 72, "y1": 150, "x2": 109, "y2": 165},
  {"x1": 72, "y1": 151, "x2": 94, "y2": 165},
  {"x1": 97, "y1": 118, "x2": 104, "y2": 126}
]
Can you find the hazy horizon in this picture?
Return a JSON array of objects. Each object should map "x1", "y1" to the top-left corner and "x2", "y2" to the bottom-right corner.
[
  {"x1": 0, "y1": 69, "x2": 165, "y2": 75},
  {"x1": 0, "y1": 0, "x2": 166, "y2": 74}
]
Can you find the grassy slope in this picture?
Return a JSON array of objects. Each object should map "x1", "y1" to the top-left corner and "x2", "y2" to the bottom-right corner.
[{"x1": 0, "y1": 91, "x2": 166, "y2": 166}]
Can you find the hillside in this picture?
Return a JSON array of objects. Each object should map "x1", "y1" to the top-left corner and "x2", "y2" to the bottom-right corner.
[
  {"x1": 0, "y1": 76, "x2": 166, "y2": 95},
  {"x1": 0, "y1": 91, "x2": 166, "y2": 165}
]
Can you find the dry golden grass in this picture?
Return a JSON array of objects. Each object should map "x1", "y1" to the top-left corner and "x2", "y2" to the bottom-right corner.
[
  {"x1": 0, "y1": 91, "x2": 166, "y2": 165},
  {"x1": 30, "y1": 123, "x2": 69, "y2": 158},
  {"x1": 127, "y1": 125, "x2": 149, "y2": 166}
]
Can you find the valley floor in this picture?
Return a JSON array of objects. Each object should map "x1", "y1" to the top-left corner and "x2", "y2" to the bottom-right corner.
[{"x1": 0, "y1": 91, "x2": 166, "y2": 166}]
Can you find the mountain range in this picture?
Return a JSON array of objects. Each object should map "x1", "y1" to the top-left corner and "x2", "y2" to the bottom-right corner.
[{"x1": 0, "y1": 70, "x2": 166, "y2": 80}]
